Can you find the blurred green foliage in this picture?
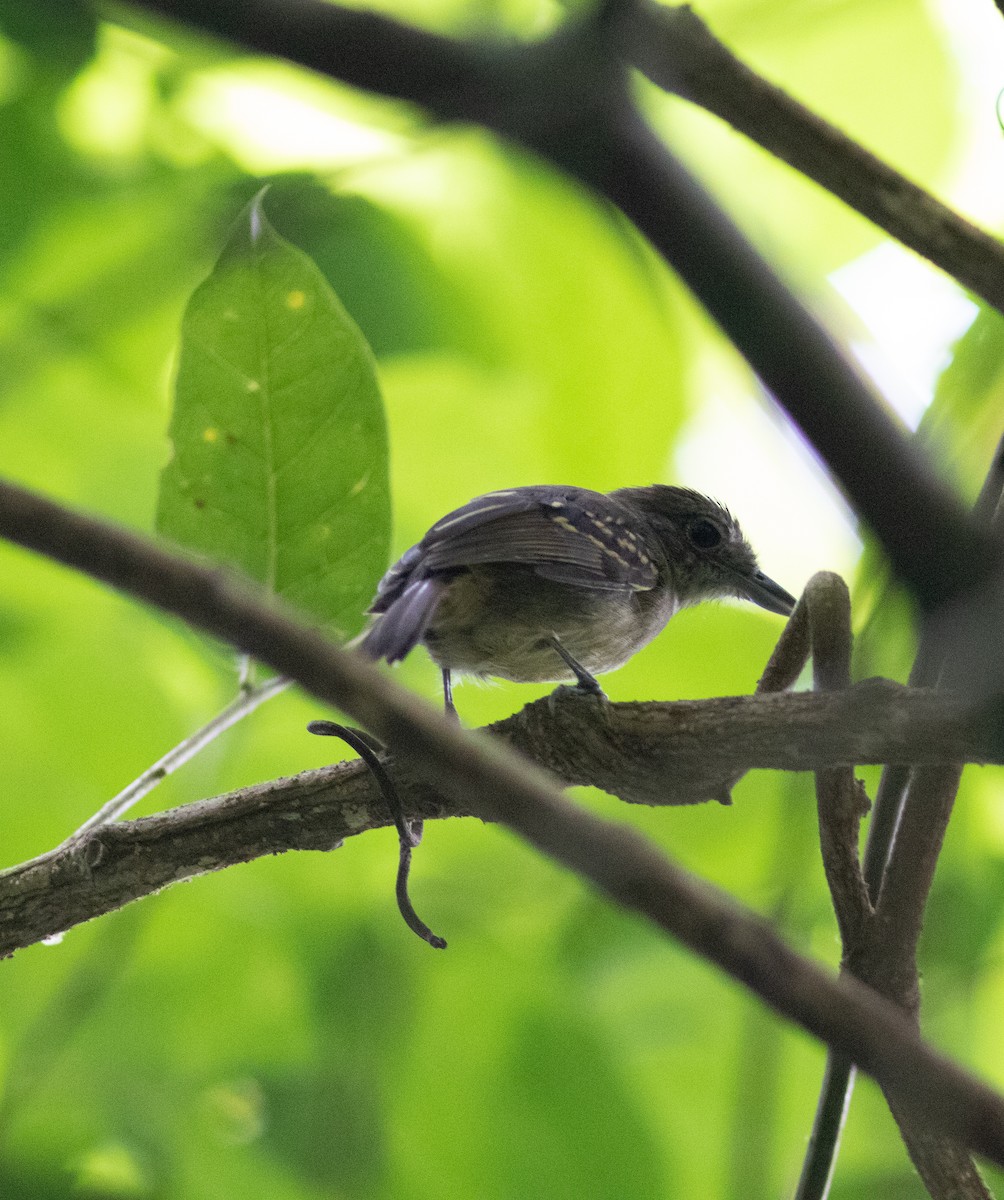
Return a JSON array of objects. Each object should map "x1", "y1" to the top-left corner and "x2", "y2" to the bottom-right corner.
[{"x1": 0, "y1": 0, "x2": 1002, "y2": 1197}]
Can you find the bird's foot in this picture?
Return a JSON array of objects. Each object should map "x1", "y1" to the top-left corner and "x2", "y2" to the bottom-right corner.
[{"x1": 546, "y1": 680, "x2": 608, "y2": 718}]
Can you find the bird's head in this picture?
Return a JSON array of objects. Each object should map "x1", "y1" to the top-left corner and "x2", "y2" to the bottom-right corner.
[{"x1": 611, "y1": 485, "x2": 796, "y2": 616}]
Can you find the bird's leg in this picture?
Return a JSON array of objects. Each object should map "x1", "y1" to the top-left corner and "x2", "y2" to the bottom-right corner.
[
  {"x1": 442, "y1": 667, "x2": 457, "y2": 721},
  {"x1": 548, "y1": 635, "x2": 605, "y2": 697},
  {"x1": 408, "y1": 669, "x2": 456, "y2": 857}
]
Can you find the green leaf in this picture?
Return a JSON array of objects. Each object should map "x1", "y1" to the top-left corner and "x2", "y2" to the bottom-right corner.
[{"x1": 157, "y1": 191, "x2": 390, "y2": 639}]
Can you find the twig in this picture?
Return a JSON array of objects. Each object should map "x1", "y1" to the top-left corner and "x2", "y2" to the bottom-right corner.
[
  {"x1": 776, "y1": 577, "x2": 868, "y2": 1200},
  {"x1": 307, "y1": 719, "x2": 446, "y2": 949},
  {"x1": 794, "y1": 1055, "x2": 856, "y2": 1200},
  {"x1": 625, "y1": 3, "x2": 1004, "y2": 317},
  {"x1": 756, "y1": 594, "x2": 811, "y2": 694},
  {"x1": 63, "y1": 673, "x2": 290, "y2": 844},
  {"x1": 805, "y1": 576, "x2": 872, "y2": 954}
]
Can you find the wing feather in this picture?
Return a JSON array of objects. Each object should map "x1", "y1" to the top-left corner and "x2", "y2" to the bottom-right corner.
[
  {"x1": 421, "y1": 486, "x2": 659, "y2": 590},
  {"x1": 368, "y1": 484, "x2": 660, "y2": 626}
]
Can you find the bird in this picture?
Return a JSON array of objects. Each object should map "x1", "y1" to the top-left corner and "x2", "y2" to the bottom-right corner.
[{"x1": 360, "y1": 484, "x2": 796, "y2": 714}]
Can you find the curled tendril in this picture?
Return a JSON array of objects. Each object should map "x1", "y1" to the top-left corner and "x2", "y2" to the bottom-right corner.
[
  {"x1": 997, "y1": 88, "x2": 1004, "y2": 137},
  {"x1": 307, "y1": 719, "x2": 447, "y2": 950}
]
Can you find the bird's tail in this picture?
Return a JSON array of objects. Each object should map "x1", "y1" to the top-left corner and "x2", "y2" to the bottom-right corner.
[{"x1": 359, "y1": 577, "x2": 446, "y2": 665}]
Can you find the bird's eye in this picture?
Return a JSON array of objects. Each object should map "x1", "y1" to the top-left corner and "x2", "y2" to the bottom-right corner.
[{"x1": 688, "y1": 518, "x2": 722, "y2": 549}]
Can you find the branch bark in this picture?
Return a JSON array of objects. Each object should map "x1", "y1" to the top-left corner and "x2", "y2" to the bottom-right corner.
[
  {"x1": 2, "y1": 738, "x2": 1004, "y2": 1167},
  {"x1": 2, "y1": 680, "x2": 1000, "y2": 954}
]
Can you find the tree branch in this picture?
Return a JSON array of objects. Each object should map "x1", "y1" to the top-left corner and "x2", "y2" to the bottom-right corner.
[
  {"x1": 794, "y1": 573, "x2": 993, "y2": 1198},
  {"x1": 626, "y1": 4, "x2": 1004, "y2": 317},
  {"x1": 2, "y1": 680, "x2": 1001, "y2": 953},
  {"x1": 802, "y1": 575, "x2": 873, "y2": 956},
  {"x1": 24, "y1": 4, "x2": 1004, "y2": 1185},
  {"x1": 5, "y1": 477, "x2": 1004, "y2": 1163}
]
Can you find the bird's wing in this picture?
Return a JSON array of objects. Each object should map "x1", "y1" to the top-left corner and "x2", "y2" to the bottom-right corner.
[{"x1": 419, "y1": 487, "x2": 660, "y2": 591}]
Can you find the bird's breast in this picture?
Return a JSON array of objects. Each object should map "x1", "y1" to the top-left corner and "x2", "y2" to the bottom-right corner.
[{"x1": 422, "y1": 564, "x2": 677, "y2": 683}]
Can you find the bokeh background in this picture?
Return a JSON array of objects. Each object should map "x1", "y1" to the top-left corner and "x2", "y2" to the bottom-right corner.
[{"x1": 2, "y1": 0, "x2": 1004, "y2": 1195}]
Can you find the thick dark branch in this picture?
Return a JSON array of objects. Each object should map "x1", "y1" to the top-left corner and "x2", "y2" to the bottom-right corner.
[
  {"x1": 627, "y1": 4, "x2": 1004, "y2": 317},
  {"x1": 132, "y1": 0, "x2": 1004, "y2": 323},
  {"x1": 6, "y1": 478, "x2": 1004, "y2": 1162},
  {"x1": 124, "y1": 0, "x2": 616, "y2": 135},
  {"x1": 578, "y1": 106, "x2": 997, "y2": 611},
  {"x1": 127, "y1": 0, "x2": 491, "y2": 110}
]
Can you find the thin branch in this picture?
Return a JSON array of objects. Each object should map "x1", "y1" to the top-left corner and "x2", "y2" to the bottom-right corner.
[
  {"x1": 798, "y1": 611, "x2": 990, "y2": 1199},
  {"x1": 757, "y1": 593, "x2": 812, "y2": 693},
  {"x1": 5, "y1": 480, "x2": 1004, "y2": 1161},
  {"x1": 784, "y1": 577, "x2": 865, "y2": 1200},
  {"x1": 811, "y1": 772, "x2": 867, "y2": 939},
  {"x1": 794, "y1": 1055, "x2": 856, "y2": 1200},
  {"x1": 798, "y1": 650, "x2": 962, "y2": 1200},
  {"x1": 625, "y1": 4, "x2": 1004, "y2": 317},
  {"x1": 805, "y1": 575, "x2": 871, "y2": 954},
  {"x1": 864, "y1": 434, "x2": 1004, "y2": 1001},
  {"x1": 64, "y1": 673, "x2": 290, "y2": 844},
  {"x1": 307, "y1": 718, "x2": 447, "y2": 949}
]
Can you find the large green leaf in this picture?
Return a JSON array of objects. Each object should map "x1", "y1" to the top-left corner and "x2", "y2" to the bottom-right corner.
[{"x1": 157, "y1": 191, "x2": 390, "y2": 639}]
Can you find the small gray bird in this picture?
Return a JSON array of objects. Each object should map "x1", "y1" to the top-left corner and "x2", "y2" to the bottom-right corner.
[{"x1": 361, "y1": 484, "x2": 795, "y2": 712}]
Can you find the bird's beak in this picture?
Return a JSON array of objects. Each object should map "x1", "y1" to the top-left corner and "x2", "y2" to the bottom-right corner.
[{"x1": 736, "y1": 569, "x2": 797, "y2": 617}]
